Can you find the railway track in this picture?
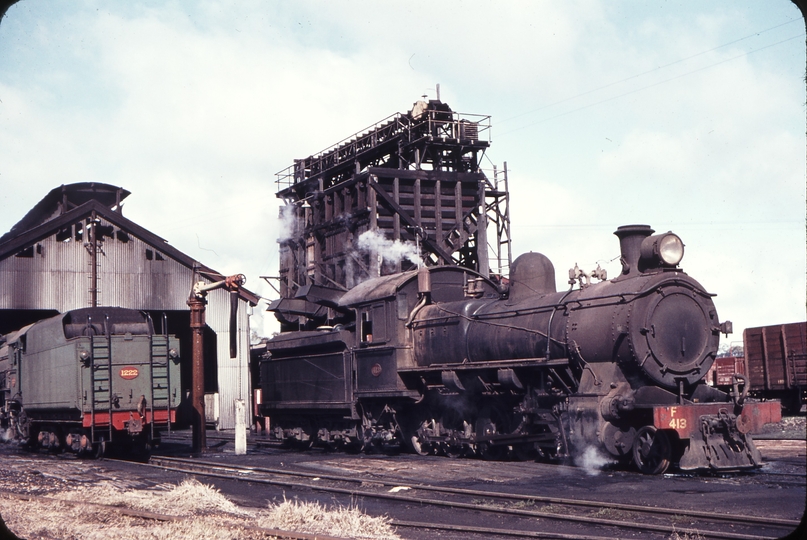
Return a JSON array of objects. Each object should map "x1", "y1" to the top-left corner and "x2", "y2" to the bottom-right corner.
[{"x1": 144, "y1": 455, "x2": 800, "y2": 540}]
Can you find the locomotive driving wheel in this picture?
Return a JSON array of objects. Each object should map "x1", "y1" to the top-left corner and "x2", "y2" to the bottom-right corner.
[
  {"x1": 408, "y1": 433, "x2": 428, "y2": 456},
  {"x1": 438, "y1": 408, "x2": 469, "y2": 458},
  {"x1": 405, "y1": 420, "x2": 431, "y2": 456},
  {"x1": 632, "y1": 425, "x2": 671, "y2": 475},
  {"x1": 475, "y1": 407, "x2": 509, "y2": 461}
]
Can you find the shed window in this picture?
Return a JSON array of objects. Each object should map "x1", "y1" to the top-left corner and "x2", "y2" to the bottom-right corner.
[
  {"x1": 15, "y1": 246, "x2": 34, "y2": 258},
  {"x1": 56, "y1": 228, "x2": 71, "y2": 242},
  {"x1": 97, "y1": 224, "x2": 115, "y2": 239},
  {"x1": 146, "y1": 249, "x2": 164, "y2": 261}
]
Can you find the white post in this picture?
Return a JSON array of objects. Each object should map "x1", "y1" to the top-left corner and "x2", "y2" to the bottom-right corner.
[{"x1": 234, "y1": 399, "x2": 247, "y2": 455}]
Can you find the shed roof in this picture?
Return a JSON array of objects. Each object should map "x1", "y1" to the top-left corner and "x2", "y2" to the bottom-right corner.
[
  {"x1": 0, "y1": 184, "x2": 260, "y2": 306},
  {"x1": 0, "y1": 183, "x2": 130, "y2": 245}
]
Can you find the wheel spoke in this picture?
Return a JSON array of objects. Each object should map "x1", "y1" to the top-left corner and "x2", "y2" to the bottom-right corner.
[{"x1": 632, "y1": 426, "x2": 671, "y2": 475}]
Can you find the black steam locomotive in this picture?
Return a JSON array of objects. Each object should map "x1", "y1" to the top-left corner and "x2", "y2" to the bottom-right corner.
[
  {"x1": 0, "y1": 307, "x2": 181, "y2": 456},
  {"x1": 260, "y1": 225, "x2": 780, "y2": 474}
]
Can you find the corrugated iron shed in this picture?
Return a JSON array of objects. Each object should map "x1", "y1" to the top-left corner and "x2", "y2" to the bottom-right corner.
[{"x1": 0, "y1": 182, "x2": 259, "y2": 430}]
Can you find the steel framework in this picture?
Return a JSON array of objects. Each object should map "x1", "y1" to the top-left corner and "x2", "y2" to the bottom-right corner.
[{"x1": 271, "y1": 100, "x2": 511, "y2": 329}]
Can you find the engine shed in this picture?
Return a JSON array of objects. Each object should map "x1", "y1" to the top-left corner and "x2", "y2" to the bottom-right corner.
[
  {"x1": 271, "y1": 98, "x2": 512, "y2": 331},
  {"x1": 0, "y1": 182, "x2": 259, "y2": 430}
]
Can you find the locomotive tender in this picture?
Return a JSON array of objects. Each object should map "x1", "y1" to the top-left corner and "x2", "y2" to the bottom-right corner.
[
  {"x1": 261, "y1": 225, "x2": 780, "y2": 474},
  {"x1": 0, "y1": 307, "x2": 181, "y2": 456}
]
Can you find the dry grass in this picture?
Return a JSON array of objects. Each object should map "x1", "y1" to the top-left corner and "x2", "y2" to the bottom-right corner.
[
  {"x1": 260, "y1": 498, "x2": 400, "y2": 540},
  {"x1": 590, "y1": 506, "x2": 631, "y2": 520},
  {"x1": 668, "y1": 527, "x2": 705, "y2": 540},
  {"x1": 0, "y1": 479, "x2": 401, "y2": 540}
]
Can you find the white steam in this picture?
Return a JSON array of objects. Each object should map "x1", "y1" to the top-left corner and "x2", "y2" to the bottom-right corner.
[
  {"x1": 576, "y1": 446, "x2": 614, "y2": 476},
  {"x1": 278, "y1": 203, "x2": 298, "y2": 242},
  {"x1": 357, "y1": 230, "x2": 422, "y2": 267}
]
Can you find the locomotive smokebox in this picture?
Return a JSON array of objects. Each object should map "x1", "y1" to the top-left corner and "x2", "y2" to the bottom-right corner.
[{"x1": 614, "y1": 224, "x2": 654, "y2": 276}]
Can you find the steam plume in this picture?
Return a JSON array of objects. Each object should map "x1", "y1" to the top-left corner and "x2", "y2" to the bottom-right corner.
[
  {"x1": 575, "y1": 446, "x2": 614, "y2": 476},
  {"x1": 278, "y1": 204, "x2": 298, "y2": 242},
  {"x1": 357, "y1": 230, "x2": 422, "y2": 267}
]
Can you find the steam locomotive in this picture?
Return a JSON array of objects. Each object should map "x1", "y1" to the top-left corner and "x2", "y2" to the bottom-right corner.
[
  {"x1": 0, "y1": 307, "x2": 181, "y2": 456},
  {"x1": 260, "y1": 225, "x2": 781, "y2": 474}
]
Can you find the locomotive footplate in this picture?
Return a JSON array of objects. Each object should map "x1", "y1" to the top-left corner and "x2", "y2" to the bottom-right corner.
[{"x1": 652, "y1": 401, "x2": 781, "y2": 471}]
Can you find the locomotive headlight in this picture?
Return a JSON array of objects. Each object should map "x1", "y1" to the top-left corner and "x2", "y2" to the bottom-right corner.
[
  {"x1": 640, "y1": 232, "x2": 684, "y2": 267},
  {"x1": 168, "y1": 348, "x2": 179, "y2": 359},
  {"x1": 657, "y1": 233, "x2": 684, "y2": 265},
  {"x1": 78, "y1": 349, "x2": 90, "y2": 361}
]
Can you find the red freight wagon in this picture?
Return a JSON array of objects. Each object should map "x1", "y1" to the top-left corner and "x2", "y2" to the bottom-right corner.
[
  {"x1": 705, "y1": 355, "x2": 746, "y2": 388},
  {"x1": 744, "y1": 322, "x2": 806, "y2": 414}
]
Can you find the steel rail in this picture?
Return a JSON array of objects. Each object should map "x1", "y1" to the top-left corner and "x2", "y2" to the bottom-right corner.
[
  {"x1": 390, "y1": 519, "x2": 627, "y2": 540},
  {"x1": 143, "y1": 457, "x2": 794, "y2": 540},
  {"x1": 149, "y1": 455, "x2": 799, "y2": 529}
]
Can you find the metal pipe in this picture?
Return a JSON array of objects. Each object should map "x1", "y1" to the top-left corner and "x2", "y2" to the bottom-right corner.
[
  {"x1": 90, "y1": 211, "x2": 98, "y2": 307},
  {"x1": 188, "y1": 296, "x2": 206, "y2": 453}
]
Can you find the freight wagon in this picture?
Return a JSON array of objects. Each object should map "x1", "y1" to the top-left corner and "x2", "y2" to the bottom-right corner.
[
  {"x1": 744, "y1": 322, "x2": 806, "y2": 414},
  {"x1": 703, "y1": 323, "x2": 806, "y2": 414}
]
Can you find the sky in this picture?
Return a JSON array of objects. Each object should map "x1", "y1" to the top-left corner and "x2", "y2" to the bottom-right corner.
[{"x1": 0, "y1": 0, "x2": 804, "y2": 343}]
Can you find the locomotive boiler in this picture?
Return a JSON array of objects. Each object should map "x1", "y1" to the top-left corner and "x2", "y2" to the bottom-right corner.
[
  {"x1": 260, "y1": 225, "x2": 780, "y2": 474},
  {"x1": 0, "y1": 307, "x2": 181, "y2": 456}
]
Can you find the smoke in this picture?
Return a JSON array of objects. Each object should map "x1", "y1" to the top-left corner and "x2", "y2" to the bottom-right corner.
[
  {"x1": 357, "y1": 230, "x2": 423, "y2": 267},
  {"x1": 1, "y1": 427, "x2": 14, "y2": 443},
  {"x1": 344, "y1": 249, "x2": 360, "y2": 289},
  {"x1": 575, "y1": 446, "x2": 614, "y2": 476},
  {"x1": 277, "y1": 204, "x2": 298, "y2": 242}
]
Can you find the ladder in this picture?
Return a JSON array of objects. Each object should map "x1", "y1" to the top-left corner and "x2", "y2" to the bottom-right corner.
[
  {"x1": 148, "y1": 313, "x2": 172, "y2": 440},
  {"x1": 88, "y1": 315, "x2": 113, "y2": 444}
]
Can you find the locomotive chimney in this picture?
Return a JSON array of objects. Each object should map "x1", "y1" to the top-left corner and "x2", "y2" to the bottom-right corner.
[{"x1": 614, "y1": 225, "x2": 654, "y2": 276}]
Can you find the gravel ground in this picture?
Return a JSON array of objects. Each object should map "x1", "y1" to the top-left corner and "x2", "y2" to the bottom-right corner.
[
  {"x1": 755, "y1": 414, "x2": 806, "y2": 439},
  {"x1": 0, "y1": 451, "x2": 400, "y2": 540},
  {"x1": 0, "y1": 414, "x2": 803, "y2": 540}
]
